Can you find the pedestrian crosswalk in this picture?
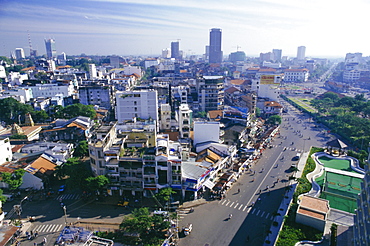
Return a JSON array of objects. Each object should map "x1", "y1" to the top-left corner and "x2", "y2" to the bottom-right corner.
[
  {"x1": 56, "y1": 193, "x2": 81, "y2": 200},
  {"x1": 32, "y1": 223, "x2": 64, "y2": 233},
  {"x1": 219, "y1": 199, "x2": 275, "y2": 220}
]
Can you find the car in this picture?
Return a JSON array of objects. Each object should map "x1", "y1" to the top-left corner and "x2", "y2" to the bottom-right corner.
[
  {"x1": 292, "y1": 153, "x2": 301, "y2": 161},
  {"x1": 58, "y1": 185, "x2": 66, "y2": 194}
]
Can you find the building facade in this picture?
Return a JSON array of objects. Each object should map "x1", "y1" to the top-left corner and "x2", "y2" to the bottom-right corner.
[
  {"x1": 45, "y1": 38, "x2": 56, "y2": 59},
  {"x1": 79, "y1": 85, "x2": 113, "y2": 110},
  {"x1": 197, "y1": 76, "x2": 224, "y2": 112},
  {"x1": 209, "y1": 28, "x2": 222, "y2": 64},
  {"x1": 171, "y1": 41, "x2": 180, "y2": 60},
  {"x1": 297, "y1": 46, "x2": 306, "y2": 60},
  {"x1": 115, "y1": 90, "x2": 158, "y2": 124}
]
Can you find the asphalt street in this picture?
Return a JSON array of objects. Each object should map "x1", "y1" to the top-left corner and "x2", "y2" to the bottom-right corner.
[{"x1": 178, "y1": 103, "x2": 334, "y2": 246}]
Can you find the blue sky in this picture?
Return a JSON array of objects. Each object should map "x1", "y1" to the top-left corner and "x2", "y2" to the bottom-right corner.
[{"x1": 1, "y1": 0, "x2": 370, "y2": 58}]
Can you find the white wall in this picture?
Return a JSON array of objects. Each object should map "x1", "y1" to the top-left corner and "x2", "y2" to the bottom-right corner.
[
  {"x1": 193, "y1": 121, "x2": 220, "y2": 146},
  {"x1": 0, "y1": 138, "x2": 12, "y2": 165}
]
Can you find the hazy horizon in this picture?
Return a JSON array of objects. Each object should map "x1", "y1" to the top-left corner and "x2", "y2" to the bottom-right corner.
[{"x1": 1, "y1": 0, "x2": 369, "y2": 58}]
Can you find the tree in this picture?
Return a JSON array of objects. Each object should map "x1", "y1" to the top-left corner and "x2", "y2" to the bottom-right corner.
[
  {"x1": 73, "y1": 140, "x2": 89, "y2": 157},
  {"x1": 54, "y1": 104, "x2": 96, "y2": 119},
  {"x1": 0, "y1": 98, "x2": 34, "y2": 125},
  {"x1": 31, "y1": 110, "x2": 49, "y2": 123},
  {"x1": 266, "y1": 115, "x2": 282, "y2": 125},
  {"x1": 0, "y1": 189, "x2": 6, "y2": 203},
  {"x1": 85, "y1": 175, "x2": 109, "y2": 192},
  {"x1": 154, "y1": 187, "x2": 176, "y2": 207},
  {"x1": 1, "y1": 169, "x2": 25, "y2": 190}
]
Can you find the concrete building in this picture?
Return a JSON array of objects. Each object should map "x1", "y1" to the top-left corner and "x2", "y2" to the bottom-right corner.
[
  {"x1": 171, "y1": 41, "x2": 180, "y2": 60},
  {"x1": 284, "y1": 68, "x2": 309, "y2": 82},
  {"x1": 162, "y1": 48, "x2": 171, "y2": 58},
  {"x1": 178, "y1": 104, "x2": 192, "y2": 139},
  {"x1": 8, "y1": 71, "x2": 28, "y2": 86},
  {"x1": 197, "y1": 76, "x2": 224, "y2": 112},
  {"x1": 160, "y1": 104, "x2": 172, "y2": 131},
  {"x1": 110, "y1": 56, "x2": 120, "y2": 68},
  {"x1": 45, "y1": 38, "x2": 56, "y2": 59},
  {"x1": 79, "y1": 85, "x2": 113, "y2": 110},
  {"x1": 4, "y1": 87, "x2": 33, "y2": 102},
  {"x1": 209, "y1": 28, "x2": 222, "y2": 64},
  {"x1": 15, "y1": 48, "x2": 25, "y2": 60},
  {"x1": 297, "y1": 46, "x2": 306, "y2": 60},
  {"x1": 193, "y1": 121, "x2": 220, "y2": 146},
  {"x1": 252, "y1": 74, "x2": 282, "y2": 101},
  {"x1": 229, "y1": 51, "x2": 246, "y2": 63},
  {"x1": 353, "y1": 152, "x2": 370, "y2": 246},
  {"x1": 88, "y1": 64, "x2": 97, "y2": 79},
  {"x1": 296, "y1": 195, "x2": 330, "y2": 231},
  {"x1": 272, "y1": 49, "x2": 282, "y2": 62},
  {"x1": 0, "y1": 137, "x2": 12, "y2": 165},
  {"x1": 115, "y1": 90, "x2": 158, "y2": 124},
  {"x1": 25, "y1": 82, "x2": 74, "y2": 98}
]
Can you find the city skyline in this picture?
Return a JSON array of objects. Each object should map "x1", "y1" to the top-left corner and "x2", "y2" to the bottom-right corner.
[{"x1": 1, "y1": 0, "x2": 370, "y2": 58}]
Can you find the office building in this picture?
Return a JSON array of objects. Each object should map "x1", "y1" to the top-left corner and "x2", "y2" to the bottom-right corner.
[
  {"x1": 209, "y1": 28, "x2": 222, "y2": 63},
  {"x1": 297, "y1": 46, "x2": 306, "y2": 60},
  {"x1": 272, "y1": 49, "x2": 282, "y2": 62},
  {"x1": 110, "y1": 56, "x2": 120, "y2": 68},
  {"x1": 45, "y1": 38, "x2": 56, "y2": 59},
  {"x1": 115, "y1": 90, "x2": 158, "y2": 124},
  {"x1": 229, "y1": 51, "x2": 246, "y2": 63},
  {"x1": 88, "y1": 64, "x2": 97, "y2": 79},
  {"x1": 15, "y1": 48, "x2": 25, "y2": 60},
  {"x1": 171, "y1": 41, "x2": 180, "y2": 60}
]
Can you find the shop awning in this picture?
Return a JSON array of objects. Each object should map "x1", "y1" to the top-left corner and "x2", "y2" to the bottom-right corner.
[{"x1": 203, "y1": 179, "x2": 216, "y2": 189}]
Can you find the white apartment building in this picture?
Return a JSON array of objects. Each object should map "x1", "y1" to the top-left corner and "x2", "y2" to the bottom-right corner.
[
  {"x1": 115, "y1": 90, "x2": 158, "y2": 124},
  {"x1": 193, "y1": 121, "x2": 220, "y2": 146},
  {"x1": 251, "y1": 74, "x2": 282, "y2": 101},
  {"x1": 8, "y1": 72, "x2": 28, "y2": 86},
  {"x1": 178, "y1": 104, "x2": 192, "y2": 138},
  {"x1": 4, "y1": 88, "x2": 33, "y2": 102},
  {"x1": 0, "y1": 137, "x2": 12, "y2": 165},
  {"x1": 144, "y1": 59, "x2": 159, "y2": 69},
  {"x1": 26, "y1": 82, "x2": 74, "y2": 98},
  {"x1": 343, "y1": 70, "x2": 361, "y2": 83},
  {"x1": 284, "y1": 69, "x2": 309, "y2": 82},
  {"x1": 0, "y1": 65, "x2": 6, "y2": 79},
  {"x1": 88, "y1": 64, "x2": 97, "y2": 79},
  {"x1": 123, "y1": 66, "x2": 142, "y2": 77}
]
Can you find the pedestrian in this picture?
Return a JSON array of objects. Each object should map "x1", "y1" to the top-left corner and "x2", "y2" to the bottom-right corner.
[
  {"x1": 238, "y1": 188, "x2": 240, "y2": 193},
  {"x1": 43, "y1": 237, "x2": 47, "y2": 243},
  {"x1": 35, "y1": 230, "x2": 38, "y2": 238}
]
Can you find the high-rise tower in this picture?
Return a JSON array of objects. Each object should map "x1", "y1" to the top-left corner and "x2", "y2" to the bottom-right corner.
[
  {"x1": 209, "y1": 28, "x2": 222, "y2": 64},
  {"x1": 171, "y1": 41, "x2": 180, "y2": 60},
  {"x1": 45, "y1": 38, "x2": 56, "y2": 59},
  {"x1": 297, "y1": 46, "x2": 306, "y2": 60}
]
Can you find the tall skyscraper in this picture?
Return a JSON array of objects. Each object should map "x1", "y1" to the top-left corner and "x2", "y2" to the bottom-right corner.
[
  {"x1": 45, "y1": 38, "x2": 56, "y2": 59},
  {"x1": 272, "y1": 49, "x2": 282, "y2": 62},
  {"x1": 297, "y1": 46, "x2": 306, "y2": 60},
  {"x1": 171, "y1": 41, "x2": 180, "y2": 60},
  {"x1": 15, "y1": 48, "x2": 25, "y2": 60},
  {"x1": 209, "y1": 28, "x2": 222, "y2": 63}
]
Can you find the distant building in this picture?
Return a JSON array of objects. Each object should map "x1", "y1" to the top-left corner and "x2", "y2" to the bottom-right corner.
[
  {"x1": 0, "y1": 137, "x2": 12, "y2": 165},
  {"x1": 88, "y1": 64, "x2": 97, "y2": 79},
  {"x1": 260, "y1": 52, "x2": 274, "y2": 62},
  {"x1": 45, "y1": 38, "x2": 56, "y2": 59},
  {"x1": 110, "y1": 56, "x2": 120, "y2": 68},
  {"x1": 160, "y1": 103, "x2": 171, "y2": 131},
  {"x1": 272, "y1": 49, "x2": 282, "y2": 62},
  {"x1": 25, "y1": 82, "x2": 74, "y2": 98},
  {"x1": 115, "y1": 90, "x2": 158, "y2": 124},
  {"x1": 229, "y1": 51, "x2": 246, "y2": 63},
  {"x1": 209, "y1": 28, "x2": 222, "y2": 64},
  {"x1": 171, "y1": 41, "x2": 181, "y2": 60},
  {"x1": 178, "y1": 104, "x2": 192, "y2": 139},
  {"x1": 162, "y1": 48, "x2": 170, "y2": 58},
  {"x1": 15, "y1": 48, "x2": 25, "y2": 60},
  {"x1": 297, "y1": 46, "x2": 306, "y2": 60}
]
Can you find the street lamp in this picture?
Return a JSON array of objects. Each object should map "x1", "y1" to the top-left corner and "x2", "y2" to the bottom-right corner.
[
  {"x1": 63, "y1": 206, "x2": 68, "y2": 226},
  {"x1": 14, "y1": 196, "x2": 28, "y2": 221}
]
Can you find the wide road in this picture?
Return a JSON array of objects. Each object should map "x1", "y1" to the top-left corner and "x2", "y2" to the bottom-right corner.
[{"x1": 178, "y1": 102, "x2": 333, "y2": 246}]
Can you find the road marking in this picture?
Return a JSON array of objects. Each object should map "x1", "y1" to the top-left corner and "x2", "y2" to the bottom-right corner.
[
  {"x1": 251, "y1": 209, "x2": 256, "y2": 214},
  {"x1": 34, "y1": 224, "x2": 63, "y2": 232},
  {"x1": 230, "y1": 202, "x2": 234, "y2": 207},
  {"x1": 256, "y1": 210, "x2": 260, "y2": 216},
  {"x1": 261, "y1": 211, "x2": 265, "y2": 217},
  {"x1": 225, "y1": 201, "x2": 230, "y2": 206},
  {"x1": 234, "y1": 203, "x2": 239, "y2": 209},
  {"x1": 243, "y1": 205, "x2": 248, "y2": 211},
  {"x1": 270, "y1": 215, "x2": 274, "y2": 220},
  {"x1": 239, "y1": 204, "x2": 244, "y2": 210},
  {"x1": 247, "y1": 207, "x2": 251, "y2": 213},
  {"x1": 266, "y1": 213, "x2": 270, "y2": 219},
  {"x1": 221, "y1": 200, "x2": 226, "y2": 205}
]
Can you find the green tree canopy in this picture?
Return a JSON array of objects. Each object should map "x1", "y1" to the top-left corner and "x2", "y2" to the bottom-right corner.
[
  {"x1": 154, "y1": 188, "x2": 176, "y2": 207},
  {"x1": 266, "y1": 115, "x2": 282, "y2": 125},
  {"x1": 85, "y1": 175, "x2": 109, "y2": 192},
  {"x1": 73, "y1": 140, "x2": 89, "y2": 157},
  {"x1": 0, "y1": 98, "x2": 34, "y2": 125},
  {"x1": 54, "y1": 104, "x2": 96, "y2": 119},
  {"x1": 1, "y1": 169, "x2": 25, "y2": 190},
  {"x1": 0, "y1": 189, "x2": 6, "y2": 203}
]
